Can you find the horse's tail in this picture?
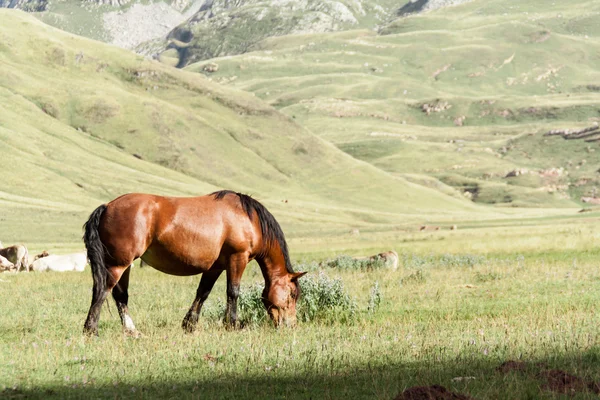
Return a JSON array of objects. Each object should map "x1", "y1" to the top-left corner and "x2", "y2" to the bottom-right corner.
[{"x1": 83, "y1": 204, "x2": 108, "y2": 306}]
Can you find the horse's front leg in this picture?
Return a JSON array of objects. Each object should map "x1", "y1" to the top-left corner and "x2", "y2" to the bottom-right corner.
[
  {"x1": 182, "y1": 268, "x2": 223, "y2": 333},
  {"x1": 224, "y1": 253, "x2": 249, "y2": 329},
  {"x1": 112, "y1": 265, "x2": 141, "y2": 337}
]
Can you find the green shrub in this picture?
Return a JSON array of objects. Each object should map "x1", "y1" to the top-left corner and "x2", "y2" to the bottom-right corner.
[
  {"x1": 401, "y1": 253, "x2": 486, "y2": 269},
  {"x1": 297, "y1": 272, "x2": 357, "y2": 323},
  {"x1": 237, "y1": 283, "x2": 268, "y2": 326},
  {"x1": 203, "y1": 271, "x2": 357, "y2": 326},
  {"x1": 317, "y1": 254, "x2": 388, "y2": 271},
  {"x1": 367, "y1": 281, "x2": 382, "y2": 313},
  {"x1": 438, "y1": 254, "x2": 486, "y2": 268}
]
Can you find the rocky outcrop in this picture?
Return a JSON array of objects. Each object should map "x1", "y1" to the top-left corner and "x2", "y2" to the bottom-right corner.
[
  {"x1": 2, "y1": 0, "x2": 475, "y2": 63},
  {"x1": 144, "y1": 0, "x2": 391, "y2": 67},
  {"x1": 103, "y1": 1, "x2": 201, "y2": 49},
  {"x1": 398, "y1": 0, "x2": 474, "y2": 16},
  {"x1": 93, "y1": 0, "x2": 131, "y2": 6},
  {"x1": 0, "y1": 0, "x2": 48, "y2": 11}
]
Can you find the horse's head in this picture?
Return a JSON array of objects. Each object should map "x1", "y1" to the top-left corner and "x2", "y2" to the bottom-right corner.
[{"x1": 262, "y1": 271, "x2": 307, "y2": 327}]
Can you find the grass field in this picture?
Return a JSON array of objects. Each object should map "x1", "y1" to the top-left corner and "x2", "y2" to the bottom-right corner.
[{"x1": 1, "y1": 224, "x2": 600, "y2": 399}]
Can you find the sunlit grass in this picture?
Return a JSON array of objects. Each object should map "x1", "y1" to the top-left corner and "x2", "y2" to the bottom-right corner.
[{"x1": 2, "y1": 225, "x2": 600, "y2": 399}]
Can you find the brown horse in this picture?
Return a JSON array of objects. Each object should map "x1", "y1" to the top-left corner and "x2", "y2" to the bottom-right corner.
[{"x1": 82, "y1": 190, "x2": 306, "y2": 336}]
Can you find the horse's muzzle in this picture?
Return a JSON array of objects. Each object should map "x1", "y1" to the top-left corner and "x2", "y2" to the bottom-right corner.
[{"x1": 269, "y1": 308, "x2": 297, "y2": 328}]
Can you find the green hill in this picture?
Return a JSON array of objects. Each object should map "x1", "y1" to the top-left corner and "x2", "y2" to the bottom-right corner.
[
  {"x1": 184, "y1": 0, "x2": 600, "y2": 209},
  {"x1": 0, "y1": 9, "x2": 526, "y2": 253}
]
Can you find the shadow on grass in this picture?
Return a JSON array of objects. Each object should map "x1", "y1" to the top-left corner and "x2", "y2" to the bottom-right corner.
[{"x1": 3, "y1": 348, "x2": 600, "y2": 400}]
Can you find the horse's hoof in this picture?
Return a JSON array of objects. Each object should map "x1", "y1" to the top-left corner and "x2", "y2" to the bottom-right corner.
[
  {"x1": 182, "y1": 321, "x2": 197, "y2": 333},
  {"x1": 83, "y1": 328, "x2": 99, "y2": 337},
  {"x1": 124, "y1": 329, "x2": 143, "y2": 338},
  {"x1": 224, "y1": 322, "x2": 238, "y2": 331},
  {"x1": 182, "y1": 312, "x2": 199, "y2": 333}
]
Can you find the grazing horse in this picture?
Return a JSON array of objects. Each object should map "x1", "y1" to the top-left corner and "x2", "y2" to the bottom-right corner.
[
  {"x1": 0, "y1": 245, "x2": 30, "y2": 272},
  {"x1": 82, "y1": 190, "x2": 306, "y2": 336}
]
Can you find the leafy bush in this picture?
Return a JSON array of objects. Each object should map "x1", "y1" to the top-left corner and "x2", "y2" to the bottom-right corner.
[
  {"x1": 401, "y1": 253, "x2": 486, "y2": 269},
  {"x1": 314, "y1": 254, "x2": 388, "y2": 271},
  {"x1": 203, "y1": 271, "x2": 357, "y2": 326},
  {"x1": 367, "y1": 281, "x2": 382, "y2": 313},
  {"x1": 297, "y1": 272, "x2": 357, "y2": 323},
  {"x1": 236, "y1": 283, "x2": 268, "y2": 326},
  {"x1": 438, "y1": 254, "x2": 486, "y2": 268}
]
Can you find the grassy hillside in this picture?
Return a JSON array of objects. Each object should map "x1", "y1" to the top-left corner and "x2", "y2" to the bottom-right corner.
[
  {"x1": 184, "y1": 0, "x2": 600, "y2": 209},
  {"x1": 0, "y1": 9, "x2": 531, "y2": 253}
]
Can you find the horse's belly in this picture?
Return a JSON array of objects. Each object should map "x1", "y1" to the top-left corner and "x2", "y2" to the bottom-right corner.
[
  {"x1": 141, "y1": 247, "x2": 214, "y2": 276},
  {"x1": 143, "y1": 259, "x2": 204, "y2": 276}
]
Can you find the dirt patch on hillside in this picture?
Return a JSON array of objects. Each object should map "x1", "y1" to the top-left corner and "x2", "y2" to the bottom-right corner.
[
  {"x1": 528, "y1": 30, "x2": 551, "y2": 43},
  {"x1": 394, "y1": 385, "x2": 474, "y2": 400},
  {"x1": 497, "y1": 360, "x2": 600, "y2": 396},
  {"x1": 540, "y1": 370, "x2": 600, "y2": 395},
  {"x1": 496, "y1": 361, "x2": 529, "y2": 373}
]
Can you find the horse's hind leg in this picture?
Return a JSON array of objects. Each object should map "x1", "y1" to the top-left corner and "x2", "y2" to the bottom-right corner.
[
  {"x1": 84, "y1": 282, "x2": 110, "y2": 336},
  {"x1": 112, "y1": 265, "x2": 140, "y2": 337},
  {"x1": 83, "y1": 265, "x2": 129, "y2": 336},
  {"x1": 182, "y1": 268, "x2": 223, "y2": 333}
]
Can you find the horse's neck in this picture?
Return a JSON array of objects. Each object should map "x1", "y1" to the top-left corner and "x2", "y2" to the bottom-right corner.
[{"x1": 257, "y1": 250, "x2": 288, "y2": 285}]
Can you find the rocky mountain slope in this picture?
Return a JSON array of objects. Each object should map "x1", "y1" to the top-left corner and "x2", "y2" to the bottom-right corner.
[
  {"x1": 1, "y1": 0, "x2": 473, "y2": 64},
  {"x1": 138, "y1": 0, "x2": 396, "y2": 67}
]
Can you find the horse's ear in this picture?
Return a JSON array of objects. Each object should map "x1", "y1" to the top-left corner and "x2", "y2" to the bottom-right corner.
[{"x1": 290, "y1": 271, "x2": 307, "y2": 281}]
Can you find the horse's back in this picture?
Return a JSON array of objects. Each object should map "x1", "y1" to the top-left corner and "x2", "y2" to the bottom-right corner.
[{"x1": 100, "y1": 193, "x2": 259, "y2": 275}]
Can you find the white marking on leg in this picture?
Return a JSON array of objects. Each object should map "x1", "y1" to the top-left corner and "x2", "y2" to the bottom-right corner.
[{"x1": 123, "y1": 314, "x2": 136, "y2": 332}]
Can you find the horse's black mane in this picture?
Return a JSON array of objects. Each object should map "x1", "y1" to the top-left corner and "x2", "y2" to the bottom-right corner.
[{"x1": 211, "y1": 190, "x2": 294, "y2": 274}]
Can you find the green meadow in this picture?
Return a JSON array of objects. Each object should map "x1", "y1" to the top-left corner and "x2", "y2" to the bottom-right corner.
[
  {"x1": 1, "y1": 0, "x2": 600, "y2": 398},
  {"x1": 2, "y1": 224, "x2": 600, "y2": 399}
]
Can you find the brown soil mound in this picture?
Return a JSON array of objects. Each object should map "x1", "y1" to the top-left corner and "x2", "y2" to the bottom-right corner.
[
  {"x1": 540, "y1": 370, "x2": 600, "y2": 395},
  {"x1": 394, "y1": 385, "x2": 475, "y2": 400},
  {"x1": 498, "y1": 361, "x2": 600, "y2": 396},
  {"x1": 496, "y1": 360, "x2": 548, "y2": 374},
  {"x1": 496, "y1": 361, "x2": 529, "y2": 374}
]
